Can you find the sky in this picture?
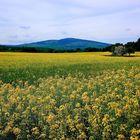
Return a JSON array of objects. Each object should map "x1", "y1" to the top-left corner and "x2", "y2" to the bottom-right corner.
[{"x1": 0, "y1": 0, "x2": 140, "y2": 45}]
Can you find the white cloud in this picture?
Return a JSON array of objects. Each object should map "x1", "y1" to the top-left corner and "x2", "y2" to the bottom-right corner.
[{"x1": 0, "y1": 0, "x2": 140, "y2": 44}]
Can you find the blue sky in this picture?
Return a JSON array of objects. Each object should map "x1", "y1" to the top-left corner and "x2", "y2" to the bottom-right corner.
[{"x1": 0, "y1": 0, "x2": 140, "y2": 44}]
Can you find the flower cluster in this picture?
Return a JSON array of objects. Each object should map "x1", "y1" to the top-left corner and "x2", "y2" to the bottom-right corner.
[{"x1": 0, "y1": 67, "x2": 139, "y2": 139}]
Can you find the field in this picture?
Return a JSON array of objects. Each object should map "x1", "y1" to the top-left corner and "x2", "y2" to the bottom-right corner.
[
  {"x1": 0, "y1": 52, "x2": 140, "y2": 83},
  {"x1": 0, "y1": 52, "x2": 140, "y2": 140}
]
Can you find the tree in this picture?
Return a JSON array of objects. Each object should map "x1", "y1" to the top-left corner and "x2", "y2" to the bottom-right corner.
[
  {"x1": 125, "y1": 42, "x2": 135, "y2": 56},
  {"x1": 134, "y1": 38, "x2": 140, "y2": 51},
  {"x1": 112, "y1": 45, "x2": 126, "y2": 56}
]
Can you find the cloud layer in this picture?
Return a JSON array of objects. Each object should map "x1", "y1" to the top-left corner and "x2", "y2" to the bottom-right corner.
[{"x1": 0, "y1": 0, "x2": 140, "y2": 44}]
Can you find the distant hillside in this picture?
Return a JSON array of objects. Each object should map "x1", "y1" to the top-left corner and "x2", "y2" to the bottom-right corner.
[
  {"x1": 1, "y1": 37, "x2": 139, "y2": 53},
  {"x1": 18, "y1": 38, "x2": 111, "y2": 50}
]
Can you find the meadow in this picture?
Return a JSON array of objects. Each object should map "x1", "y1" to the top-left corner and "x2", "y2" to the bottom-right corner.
[
  {"x1": 0, "y1": 52, "x2": 140, "y2": 140},
  {"x1": 0, "y1": 52, "x2": 140, "y2": 83}
]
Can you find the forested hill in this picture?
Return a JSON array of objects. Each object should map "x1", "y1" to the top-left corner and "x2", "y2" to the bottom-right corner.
[
  {"x1": 17, "y1": 38, "x2": 111, "y2": 50},
  {"x1": 0, "y1": 38, "x2": 140, "y2": 52}
]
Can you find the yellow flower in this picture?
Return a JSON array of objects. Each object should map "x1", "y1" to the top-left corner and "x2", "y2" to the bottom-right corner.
[
  {"x1": 70, "y1": 94, "x2": 75, "y2": 100},
  {"x1": 5, "y1": 112, "x2": 10, "y2": 117},
  {"x1": 81, "y1": 92, "x2": 89, "y2": 103},
  {"x1": 116, "y1": 109, "x2": 123, "y2": 117},
  {"x1": 78, "y1": 132, "x2": 86, "y2": 139},
  {"x1": 13, "y1": 127, "x2": 21, "y2": 135},
  {"x1": 130, "y1": 136, "x2": 139, "y2": 140},
  {"x1": 31, "y1": 127, "x2": 39, "y2": 135},
  {"x1": 75, "y1": 103, "x2": 81, "y2": 108},
  {"x1": 119, "y1": 124, "x2": 127, "y2": 131},
  {"x1": 38, "y1": 133, "x2": 46, "y2": 139},
  {"x1": 4, "y1": 126, "x2": 12, "y2": 133},
  {"x1": 102, "y1": 114, "x2": 109, "y2": 125},
  {"x1": 131, "y1": 128, "x2": 140, "y2": 135},
  {"x1": 117, "y1": 134, "x2": 125, "y2": 140},
  {"x1": 47, "y1": 114, "x2": 54, "y2": 123},
  {"x1": 51, "y1": 124, "x2": 59, "y2": 130},
  {"x1": 76, "y1": 123, "x2": 84, "y2": 129}
]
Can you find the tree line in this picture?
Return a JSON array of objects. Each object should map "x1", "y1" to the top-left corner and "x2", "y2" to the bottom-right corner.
[
  {"x1": 109, "y1": 38, "x2": 140, "y2": 56},
  {"x1": 0, "y1": 38, "x2": 140, "y2": 53}
]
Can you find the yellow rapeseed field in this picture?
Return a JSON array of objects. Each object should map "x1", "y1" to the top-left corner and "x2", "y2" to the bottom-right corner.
[
  {"x1": 0, "y1": 52, "x2": 140, "y2": 139},
  {"x1": 0, "y1": 52, "x2": 140, "y2": 83}
]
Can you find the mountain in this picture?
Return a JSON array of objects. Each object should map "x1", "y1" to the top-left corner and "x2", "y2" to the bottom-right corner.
[{"x1": 18, "y1": 38, "x2": 111, "y2": 50}]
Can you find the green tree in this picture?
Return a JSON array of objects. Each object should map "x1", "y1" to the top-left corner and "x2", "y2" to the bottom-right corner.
[
  {"x1": 134, "y1": 38, "x2": 140, "y2": 51},
  {"x1": 125, "y1": 42, "x2": 135, "y2": 56}
]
